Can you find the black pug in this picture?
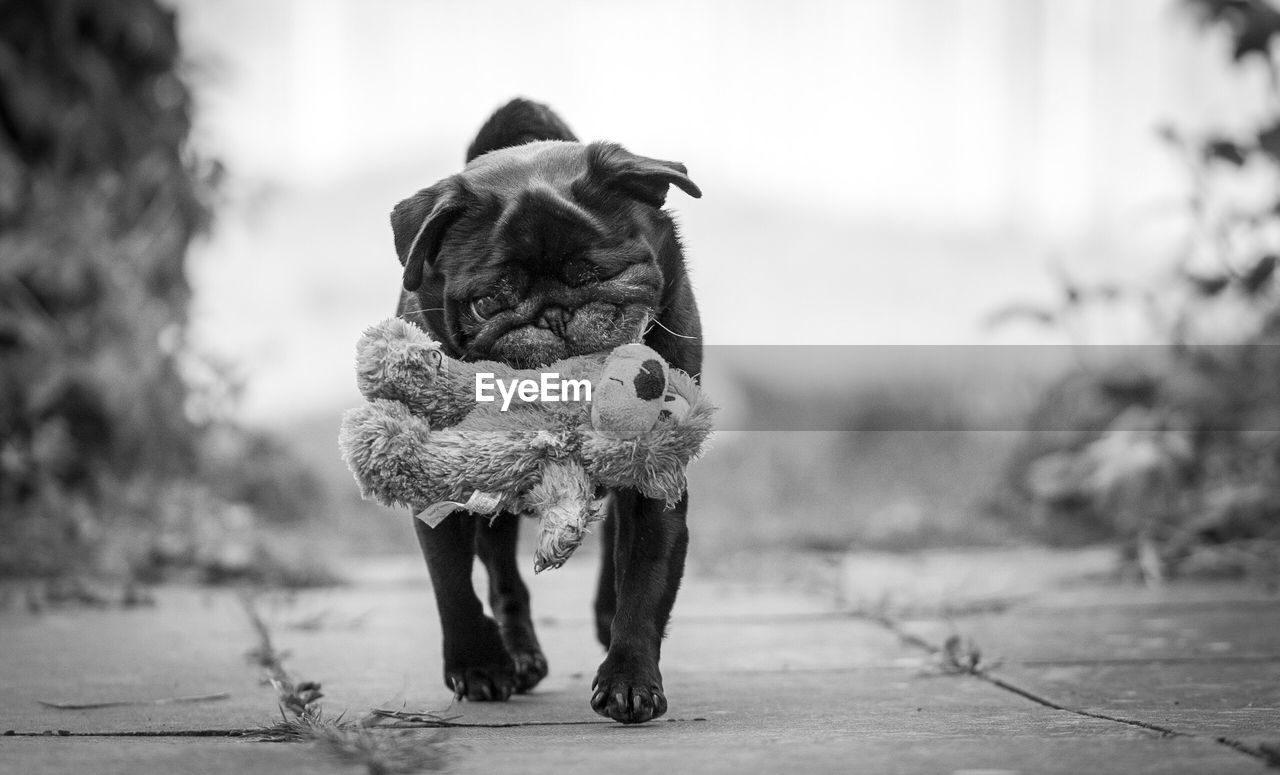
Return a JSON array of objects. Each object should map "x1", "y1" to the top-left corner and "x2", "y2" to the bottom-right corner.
[{"x1": 390, "y1": 98, "x2": 701, "y2": 724}]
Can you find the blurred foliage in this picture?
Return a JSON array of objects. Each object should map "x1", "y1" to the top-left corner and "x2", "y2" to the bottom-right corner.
[
  {"x1": 691, "y1": 369, "x2": 1015, "y2": 560},
  {"x1": 0, "y1": 0, "x2": 328, "y2": 583},
  {"x1": 993, "y1": 0, "x2": 1280, "y2": 582}
]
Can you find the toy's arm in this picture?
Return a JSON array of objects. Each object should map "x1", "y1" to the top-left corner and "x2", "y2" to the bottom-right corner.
[{"x1": 339, "y1": 398, "x2": 571, "y2": 516}]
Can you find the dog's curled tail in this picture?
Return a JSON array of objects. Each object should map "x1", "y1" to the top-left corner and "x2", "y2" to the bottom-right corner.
[{"x1": 466, "y1": 98, "x2": 577, "y2": 163}]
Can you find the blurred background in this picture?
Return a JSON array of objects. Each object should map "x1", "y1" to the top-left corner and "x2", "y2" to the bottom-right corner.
[{"x1": 4, "y1": 0, "x2": 1280, "y2": 589}]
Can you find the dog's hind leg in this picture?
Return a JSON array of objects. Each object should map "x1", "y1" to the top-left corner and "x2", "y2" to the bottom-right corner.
[
  {"x1": 590, "y1": 489, "x2": 689, "y2": 724},
  {"x1": 413, "y1": 515, "x2": 516, "y2": 701},
  {"x1": 475, "y1": 514, "x2": 548, "y2": 693}
]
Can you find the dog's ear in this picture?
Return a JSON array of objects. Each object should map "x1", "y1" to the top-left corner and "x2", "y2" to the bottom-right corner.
[
  {"x1": 391, "y1": 180, "x2": 464, "y2": 291},
  {"x1": 584, "y1": 142, "x2": 702, "y2": 208}
]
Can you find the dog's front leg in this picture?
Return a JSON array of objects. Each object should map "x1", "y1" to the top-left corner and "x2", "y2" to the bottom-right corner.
[
  {"x1": 474, "y1": 514, "x2": 548, "y2": 693},
  {"x1": 413, "y1": 515, "x2": 516, "y2": 701},
  {"x1": 591, "y1": 488, "x2": 689, "y2": 724}
]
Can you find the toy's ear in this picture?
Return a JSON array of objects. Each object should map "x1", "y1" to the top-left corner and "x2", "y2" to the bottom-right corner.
[
  {"x1": 583, "y1": 142, "x2": 701, "y2": 208},
  {"x1": 391, "y1": 179, "x2": 465, "y2": 291}
]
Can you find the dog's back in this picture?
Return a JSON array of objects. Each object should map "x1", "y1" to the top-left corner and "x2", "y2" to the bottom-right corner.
[{"x1": 466, "y1": 98, "x2": 577, "y2": 162}]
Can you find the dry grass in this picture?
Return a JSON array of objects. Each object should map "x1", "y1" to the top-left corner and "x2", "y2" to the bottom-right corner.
[
  {"x1": 927, "y1": 634, "x2": 1003, "y2": 676},
  {"x1": 240, "y1": 594, "x2": 454, "y2": 774},
  {"x1": 37, "y1": 693, "x2": 230, "y2": 711}
]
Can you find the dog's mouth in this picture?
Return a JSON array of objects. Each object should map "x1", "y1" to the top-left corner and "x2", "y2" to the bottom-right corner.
[
  {"x1": 451, "y1": 260, "x2": 662, "y2": 367},
  {"x1": 475, "y1": 301, "x2": 650, "y2": 368}
]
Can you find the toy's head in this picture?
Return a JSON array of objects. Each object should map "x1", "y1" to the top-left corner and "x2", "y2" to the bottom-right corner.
[{"x1": 591, "y1": 343, "x2": 688, "y2": 434}]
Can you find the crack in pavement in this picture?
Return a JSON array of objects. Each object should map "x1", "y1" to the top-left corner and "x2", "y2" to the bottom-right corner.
[
  {"x1": 859, "y1": 610, "x2": 1280, "y2": 770},
  {"x1": 0, "y1": 721, "x2": 592, "y2": 738},
  {"x1": 2, "y1": 717, "x2": 709, "y2": 739},
  {"x1": 1017, "y1": 655, "x2": 1280, "y2": 667}
]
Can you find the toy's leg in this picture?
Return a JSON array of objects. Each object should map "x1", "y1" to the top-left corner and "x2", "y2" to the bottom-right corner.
[
  {"x1": 413, "y1": 515, "x2": 516, "y2": 701},
  {"x1": 590, "y1": 489, "x2": 689, "y2": 724},
  {"x1": 593, "y1": 511, "x2": 617, "y2": 649},
  {"x1": 475, "y1": 514, "x2": 548, "y2": 693}
]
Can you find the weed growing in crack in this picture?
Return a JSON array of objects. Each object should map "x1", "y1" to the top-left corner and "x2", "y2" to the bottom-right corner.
[
  {"x1": 920, "y1": 634, "x2": 1003, "y2": 677},
  {"x1": 240, "y1": 594, "x2": 454, "y2": 774},
  {"x1": 1254, "y1": 741, "x2": 1280, "y2": 768}
]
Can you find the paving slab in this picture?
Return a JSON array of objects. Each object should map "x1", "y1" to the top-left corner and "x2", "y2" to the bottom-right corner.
[
  {"x1": 887, "y1": 576, "x2": 1280, "y2": 743},
  {"x1": 1, "y1": 725, "x2": 1264, "y2": 775},
  {"x1": 838, "y1": 547, "x2": 1120, "y2": 612},
  {"x1": 1, "y1": 591, "x2": 271, "y2": 734},
  {"x1": 401, "y1": 663, "x2": 1112, "y2": 735},
  {"x1": 3, "y1": 671, "x2": 1266, "y2": 775},
  {"x1": 0, "y1": 738, "x2": 351, "y2": 775},
  {"x1": 851, "y1": 549, "x2": 1280, "y2": 766},
  {"x1": 0, "y1": 552, "x2": 898, "y2": 734},
  {"x1": 992, "y1": 662, "x2": 1280, "y2": 738},
  {"x1": 444, "y1": 733, "x2": 1266, "y2": 775},
  {"x1": 440, "y1": 669, "x2": 1264, "y2": 775},
  {"x1": 1, "y1": 547, "x2": 1277, "y2": 773},
  {"x1": 897, "y1": 599, "x2": 1280, "y2": 663}
]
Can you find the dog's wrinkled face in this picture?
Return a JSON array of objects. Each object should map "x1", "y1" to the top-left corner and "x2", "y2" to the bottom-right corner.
[{"x1": 392, "y1": 141, "x2": 700, "y2": 368}]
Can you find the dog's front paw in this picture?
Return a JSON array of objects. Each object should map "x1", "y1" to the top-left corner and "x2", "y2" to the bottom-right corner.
[
  {"x1": 510, "y1": 649, "x2": 548, "y2": 694},
  {"x1": 443, "y1": 621, "x2": 517, "y2": 701},
  {"x1": 495, "y1": 616, "x2": 548, "y2": 694},
  {"x1": 590, "y1": 658, "x2": 666, "y2": 724},
  {"x1": 446, "y1": 663, "x2": 516, "y2": 702}
]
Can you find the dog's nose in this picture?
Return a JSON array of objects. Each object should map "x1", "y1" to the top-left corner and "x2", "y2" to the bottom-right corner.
[{"x1": 536, "y1": 305, "x2": 572, "y2": 336}]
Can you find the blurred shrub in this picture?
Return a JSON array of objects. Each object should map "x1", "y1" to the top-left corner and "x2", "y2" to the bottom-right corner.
[
  {"x1": 0, "y1": 0, "x2": 328, "y2": 582},
  {"x1": 691, "y1": 369, "x2": 1016, "y2": 558},
  {"x1": 992, "y1": 0, "x2": 1280, "y2": 581}
]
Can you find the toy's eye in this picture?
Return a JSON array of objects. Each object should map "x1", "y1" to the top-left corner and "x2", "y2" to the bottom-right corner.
[
  {"x1": 469, "y1": 295, "x2": 505, "y2": 320},
  {"x1": 633, "y1": 359, "x2": 666, "y2": 400}
]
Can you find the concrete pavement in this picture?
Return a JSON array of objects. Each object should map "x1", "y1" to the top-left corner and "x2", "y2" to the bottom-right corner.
[{"x1": 1, "y1": 546, "x2": 1277, "y2": 774}]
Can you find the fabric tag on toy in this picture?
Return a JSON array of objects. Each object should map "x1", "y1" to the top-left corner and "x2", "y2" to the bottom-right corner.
[{"x1": 413, "y1": 490, "x2": 506, "y2": 528}]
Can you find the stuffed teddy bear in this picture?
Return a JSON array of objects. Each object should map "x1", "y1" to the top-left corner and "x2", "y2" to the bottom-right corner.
[{"x1": 339, "y1": 318, "x2": 714, "y2": 572}]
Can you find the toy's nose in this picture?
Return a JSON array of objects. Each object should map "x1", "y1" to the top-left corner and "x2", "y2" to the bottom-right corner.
[{"x1": 535, "y1": 305, "x2": 572, "y2": 337}]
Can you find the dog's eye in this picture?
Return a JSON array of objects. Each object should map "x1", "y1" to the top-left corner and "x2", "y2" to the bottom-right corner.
[
  {"x1": 469, "y1": 295, "x2": 505, "y2": 320},
  {"x1": 595, "y1": 263, "x2": 626, "y2": 280}
]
